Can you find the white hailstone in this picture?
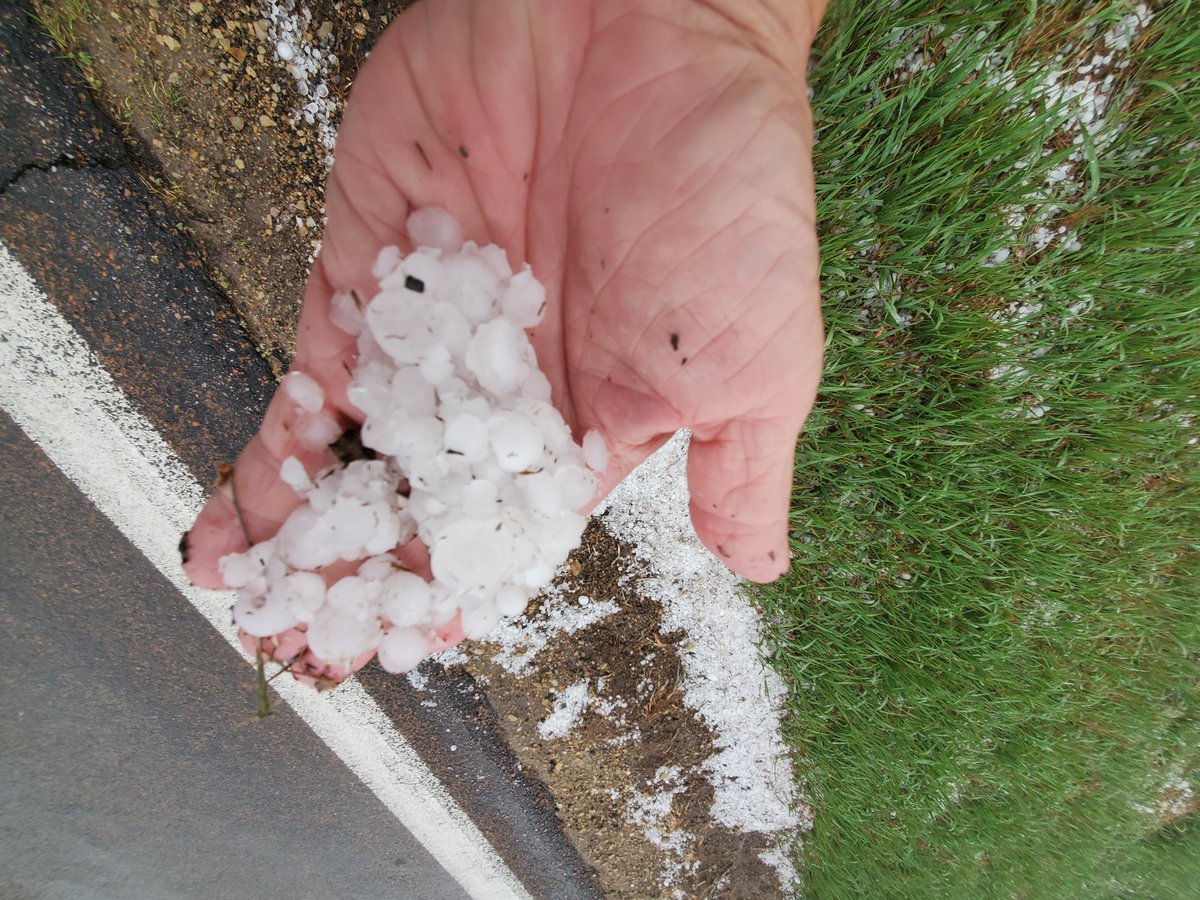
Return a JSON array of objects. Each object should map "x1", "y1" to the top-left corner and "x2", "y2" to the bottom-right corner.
[
  {"x1": 460, "y1": 598, "x2": 504, "y2": 641},
  {"x1": 495, "y1": 584, "x2": 530, "y2": 618},
  {"x1": 274, "y1": 506, "x2": 332, "y2": 569},
  {"x1": 380, "y1": 249, "x2": 444, "y2": 296},
  {"x1": 459, "y1": 478, "x2": 498, "y2": 517},
  {"x1": 380, "y1": 570, "x2": 433, "y2": 627},
  {"x1": 500, "y1": 265, "x2": 546, "y2": 327},
  {"x1": 477, "y1": 242, "x2": 513, "y2": 280},
  {"x1": 365, "y1": 288, "x2": 433, "y2": 365},
  {"x1": 295, "y1": 412, "x2": 341, "y2": 450},
  {"x1": 582, "y1": 430, "x2": 609, "y2": 473},
  {"x1": 407, "y1": 207, "x2": 464, "y2": 254},
  {"x1": 391, "y1": 366, "x2": 436, "y2": 417},
  {"x1": 357, "y1": 553, "x2": 399, "y2": 582},
  {"x1": 377, "y1": 626, "x2": 430, "y2": 673},
  {"x1": 430, "y1": 517, "x2": 514, "y2": 594},
  {"x1": 372, "y1": 245, "x2": 403, "y2": 282},
  {"x1": 234, "y1": 589, "x2": 299, "y2": 638},
  {"x1": 346, "y1": 360, "x2": 392, "y2": 418},
  {"x1": 427, "y1": 583, "x2": 462, "y2": 627},
  {"x1": 280, "y1": 571, "x2": 327, "y2": 623},
  {"x1": 519, "y1": 367, "x2": 553, "y2": 403},
  {"x1": 284, "y1": 371, "x2": 325, "y2": 414},
  {"x1": 466, "y1": 318, "x2": 530, "y2": 396},
  {"x1": 438, "y1": 254, "x2": 500, "y2": 324},
  {"x1": 427, "y1": 302, "x2": 473, "y2": 361},
  {"x1": 520, "y1": 471, "x2": 562, "y2": 519},
  {"x1": 306, "y1": 606, "x2": 383, "y2": 665},
  {"x1": 489, "y1": 413, "x2": 544, "y2": 473},
  {"x1": 327, "y1": 575, "x2": 383, "y2": 623},
  {"x1": 418, "y1": 343, "x2": 455, "y2": 385},
  {"x1": 218, "y1": 208, "x2": 618, "y2": 679},
  {"x1": 444, "y1": 413, "x2": 489, "y2": 462},
  {"x1": 515, "y1": 399, "x2": 573, "y2": 455},
  {"x1": 555, "y1": 465, "x2": 598, "y2": 510},
  {"x1": 276, "y1": 40, "x2": 295, "y2": 61},
  {"x1": 329, "y1": 289, "x2": 365, "y2": 335},
  {"x1": 279, "y1": 456, "x2": 312, "y2": 494},
  {"x1": 219, "y1": 542, "x2": 272, "y2": 589}
]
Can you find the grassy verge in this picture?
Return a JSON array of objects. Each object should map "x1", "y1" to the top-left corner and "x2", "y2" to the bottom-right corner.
[
  {"x1": 30, "y1": 0, "x2": 101, "y2": 89},
  {"x1": 756, "y1": 1, "x2": 1199, "y2": 896}
]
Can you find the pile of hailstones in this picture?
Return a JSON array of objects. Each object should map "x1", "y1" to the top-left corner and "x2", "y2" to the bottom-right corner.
[{"x1": 219, "y1": 208, "x2": 608, "y2": 677}]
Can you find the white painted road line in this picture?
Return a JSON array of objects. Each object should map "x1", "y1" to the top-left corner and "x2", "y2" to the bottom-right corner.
[{"x1": 0, "y1": 242, "x2": 532, "y2": 900}]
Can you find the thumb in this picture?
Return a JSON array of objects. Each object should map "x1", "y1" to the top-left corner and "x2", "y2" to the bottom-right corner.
[{"x1": 686, "y1": 415, "x2": 802, "y2": 583}]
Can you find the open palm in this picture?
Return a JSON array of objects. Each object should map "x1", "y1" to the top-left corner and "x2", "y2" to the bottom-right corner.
[{"x1": 184, "y1": 0, "x2": 824, "y2": 668}]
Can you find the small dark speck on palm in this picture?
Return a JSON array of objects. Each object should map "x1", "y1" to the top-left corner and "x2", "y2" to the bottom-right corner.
[
  {"x1": 670, "y1": 333, "x2": 680, "y2": 351},
  {"x1": 458, "y1": 145, "x2": 469, "y2": 158}
]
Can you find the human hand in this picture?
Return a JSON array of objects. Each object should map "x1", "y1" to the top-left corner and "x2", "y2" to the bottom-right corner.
[{"x1": 183, "y1": 0, "x2": 826, "y2": 674}]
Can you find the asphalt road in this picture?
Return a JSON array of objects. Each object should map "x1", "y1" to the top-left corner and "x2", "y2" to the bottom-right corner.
[{"x1": 0, "y1": 409, "x2": 467, "y2": 900}]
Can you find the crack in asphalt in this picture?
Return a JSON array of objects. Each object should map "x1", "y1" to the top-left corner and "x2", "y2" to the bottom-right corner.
[{"x1": 0, "y1": 149, "x2": 128, "y2": 196}]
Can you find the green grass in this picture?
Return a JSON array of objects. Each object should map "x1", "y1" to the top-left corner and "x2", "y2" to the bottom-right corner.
[
  {"x1": 30, "y1": 0, "x2": 100, "y2": 88},
  {"x1": 754, "y1": 1, "x2": 1200, "y2": 896}
]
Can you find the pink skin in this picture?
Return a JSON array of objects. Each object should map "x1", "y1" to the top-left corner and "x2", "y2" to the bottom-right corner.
[{"x1": 185, "y1": 0, "x2": 827, "y2": 677}]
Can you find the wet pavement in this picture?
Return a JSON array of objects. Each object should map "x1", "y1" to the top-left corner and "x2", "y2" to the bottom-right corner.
[{"x1": 0, "y1": 409, "x2": 467, "y2": 900}]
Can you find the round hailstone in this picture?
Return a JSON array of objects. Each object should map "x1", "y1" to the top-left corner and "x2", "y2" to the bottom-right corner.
[
  {"x1": 280, "y1": 456, "x2": 313, "y2": 494},
  {"x1": 495, "y1": 584, "x2": 530, "y2": 618},
  {"x1": 276, "y1": 505, "x2": 338, "y2": 569},
  {"x1": 380, "y1": 570, "x2": 433, "y2": 628},
  {"x1": 582, "y1": 430, "x2": 610, "y2": 473},
  {"x1": 377, "y1": 626, "x2": 430, "y2": 673},
  {"x1": 357, "y1": 553, "x2": 399, "y2": 582},
  {"x1": 489, "y1": 413, "x2": 545, "y2": 473},
  {"x1": 520, "y1": 471, "x2": 562, "y2": 519},
  {"x1": 444, "y1": 413, "x2": 489, "y2": 462},
  {"x1": 380, "y1": 249, "x2": 444, "y2": 296},
  {"x1": 391, "y1": 366, "x2": 437, "y2": 417},
  {"x1": 427, "y1": 302, "x2": 473, "y2": 361},
  {"x1": 460, "y1": 598, "x2": 504, "y2": 641},
  {"x1": 296, "y1": 412, "x2": 341, "y2": 450},
  {"x1": 327, "y1": 575, "x2": 383, "y2": 623},
  {"x1": 459, "y1": 477, "x2": 498, "y2": 517},
  {"x1": 466, "y1": 318, "x2": 530, "y2": 396},
  {"x1": 430, "y1": 517, "x2": 514, "y2": 594},
  {"x1": 365, "y1": 288, "x2": 430, "y2": 364},
  {"x1": 500, "y1": 265, "x2": 546, "y2": 328},
  {"x1": 418, "y1": 344, "x2": 455, "y2": 385},
  {"x1": 556, "y1": 465, "x2": 598, "y2": 510},
  {"x1": 281, "y1": 571, "x2": 326, "y2": 623},
  {"x1": 284, "y1": 371, "x2": 325, "y2": 414},
  {"x1": 306, "y1": 606, "x2": 383, "y2": 665},
  {"x1": 234, "y1": 588, "x2": 299, "y2": 638},
  {"x1": 346, "y1": 360, "x2": 393, "y2": 419},
  {"x1": 438, "y1": 254, "x2": 500, "y2": 324},
  {"x1": 477, "y1": 242, "x2": 513, "y2": 280},
  {"x1": 219, "y1": 543, "x2": 272, "y2": 590},
  {"x1": 407, "y1": 207, "x2": 464, "y2": 254},
  {"x1": 328, "y1": 289, "x2": 365, "y2": 335},
  {"x1": 371, "y1": 245, "x2": 403, "y2": 282}
]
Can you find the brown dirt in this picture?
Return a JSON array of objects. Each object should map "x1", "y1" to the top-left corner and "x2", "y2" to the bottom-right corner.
[
  {"x1": 458, "y1": 520, "x2": 788, "y2": 899},
  {"x1": 41, "y1": 2, "x2": 796, "y2": 895},
  {"x1": 36, "y1": 0, "x2": 408, "y2": 374}
]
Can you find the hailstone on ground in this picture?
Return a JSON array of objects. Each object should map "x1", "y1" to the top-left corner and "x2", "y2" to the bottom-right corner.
[{"x1": 220, "y1": 208, "x2": 608, "y2": 680}]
